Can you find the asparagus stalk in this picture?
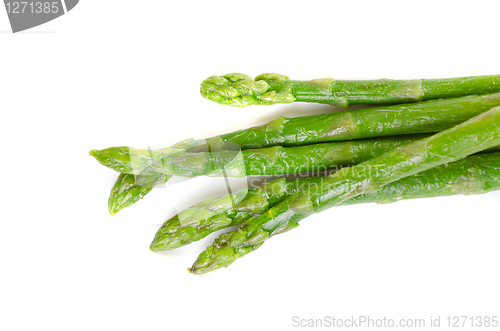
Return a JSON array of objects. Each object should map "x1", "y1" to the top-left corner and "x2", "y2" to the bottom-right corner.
[
  {"x1": 92, "y1": 93, "x2": 500, "y2": 162},
  {"x1": 108, "y1": 173, "x2": 170, "y2": 216},
  {"x1": 95, "y1": 93, "x2": 500, "y2": 215},
  {"x1": 190, "y1": 107, "x2": 500, "y2": 273},
  {"x1": 109, "y1": 144, "x2": 500, "y2": 216},
  {"x1": 104, "y1": 135, "x2": 430, "y2": 215},
  {"x1": 151, "y1": 152, "x2": 500, "y2": 251},
  {"x1": 201, "y1": 73, "x2": 500, "y2": 107},
  {"x1": 92, "y1": 91, "x2": 500, "y2": 176},
  {"x1": 98, "y1": 92, "x2": 500, "y2": 215},
  {"x1": 91, "y1": 135, "x2": 431, "y2": 177},
  {"x1": 151, "y1": 177, "x2": 321, "y2": 250}
]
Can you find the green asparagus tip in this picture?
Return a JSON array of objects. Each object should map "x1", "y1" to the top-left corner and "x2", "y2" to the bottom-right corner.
[
  {"x1": 200, "y1": 72, "x2": 295, "y2": 107},
  {"x1": 149, "y1": 237, "x2": 163, "y2": 251},
  {"x1": 89, "y1": 146, "x2": 138, "y2": 174},
  {"x1": 89, "y1": 148, "x2": 116, "y2": 172},
  {"x1": 108, "y1": 193, "x2": 120, "y2": 217},
  {"x1": 188, "y1": 239, "x2": 261, "y2": 274},
  {"x1": 187, "y1": 265, "x2": 212, "y2": 274},
  {"x1": 150, "y1": 237, "x2": 169, "y2": 251},
  {"x1": 89, "y1": 149, "x2": 107, "y2": 163},
  {"x1": 149, "y1": 238, "x2": 178, "y2": 252},
  {"x1": 108, "y1": 192, "x2": 122, "y2": 217}
]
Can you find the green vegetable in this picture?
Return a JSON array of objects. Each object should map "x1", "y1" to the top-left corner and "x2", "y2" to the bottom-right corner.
[
  {"x1": 150, "y1": 176, "x2": 322, "y2": 250},
  {"x1": 96, "y1": 92, "x2": 500, "y2": 215},
  {"x1": 201, "y1": 73, "x2": 500, "y2": 107},
  {"x1": 91, "y1": 135, "x2": 432, "y2": 176},
  {"x1": 103, "y1": 93, "x2": 500, "y2": 159},
  {"x1": 108, "y1": 143, "x2": 500, "y2": 217},
  {"x1": 91, "y1": 92, "x2": 500, "y2": 175},
  {"x1": 196, "y1": 92, "x2": 500, "y2": 150},
  {"x1": 190, "y1": 107, "x2": 500, "y2": 273},
  {"x1": 108, "y1": 173, "x2": 170, "y2": 216},
  {"x1": 151, "y1": 151, "x2": 500, "y2": 251},
  {"x1": 104, "y1": 135, "x2": 431, "y2": 215}
]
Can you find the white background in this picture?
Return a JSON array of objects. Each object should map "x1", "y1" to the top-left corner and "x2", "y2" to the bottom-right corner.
[{"x1": 1, "y1": 1, "x2": 500, "y2": 330}]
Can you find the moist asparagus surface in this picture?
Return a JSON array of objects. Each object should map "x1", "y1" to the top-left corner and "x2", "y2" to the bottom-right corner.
[
  {"x1": 105, "y1": 135, "x2": 431, "y2": 214},
  {"x1": 98, "y1": 92, "x2": 500, "y2": 214},
  {"x1": 91, "y1": 94, "x2": 500, "y2": 166},
  {"x1": 91, "y1": 92, "x2": 500, "y2": 175},
  {"x1": 201, "y1": 73, "x2": 500, "y2": 107},
  {"x1": 151, "y1": 152, "x2": 500, "y2": 251},
  {"x1": 108, "y1": 173, "x2": 171, "y2": 216},
  {"x1": 151, "y1": 177, "x2": 322, "y2": 251},
  {"x1": 110, "y1": 143, "x2": 500, "y2": 216},
  {"x1": 190, "y1": 107, "x2": 500, "y2": 273},
  {"x1": 195, "y1": 92, "x2": 500, "y2": 150},
  {"x1": 92, "y1": 135, "x2": 432, "y2": 177}
]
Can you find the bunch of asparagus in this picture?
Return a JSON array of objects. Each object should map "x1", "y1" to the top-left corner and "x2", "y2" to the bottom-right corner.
[{"x1": 91, "y1": 74, "x2": 500, "y2": 274}]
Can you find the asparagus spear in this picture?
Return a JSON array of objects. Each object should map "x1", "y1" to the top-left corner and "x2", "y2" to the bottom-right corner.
[
  {"x1": 190, "y1": 106, "x2": 500, "y2": 273},
  {"x1": 95, "y1": 92, "x2": 500, "y2": 215},
  {"x1": 92, "y1": 91, "x2": 500, "y2": 176},
  {"x1": 201, "y1": 73, "x2": 500, "y2": 107},
  {"x1": 151, "y1": 176, "x2": 321, "y2": 250},
  {"x1": 104, "y1": 135, "x2": 430, "y2": 215},
  {"x1": 108, "y1": 173, "x2": 170, "y2": 216},
  {"x1": 151, "y1": 151, "x2": 500, "y2": 251},
  {"x1": 98, "y1": 92, "x2": 500, "y2": 215},
  {"x1": 91, "y1": 135, "x2": 431, "y2": 177},
  {"x1": 92, "y1": 93, "x2": 500, "y2": 162}
]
